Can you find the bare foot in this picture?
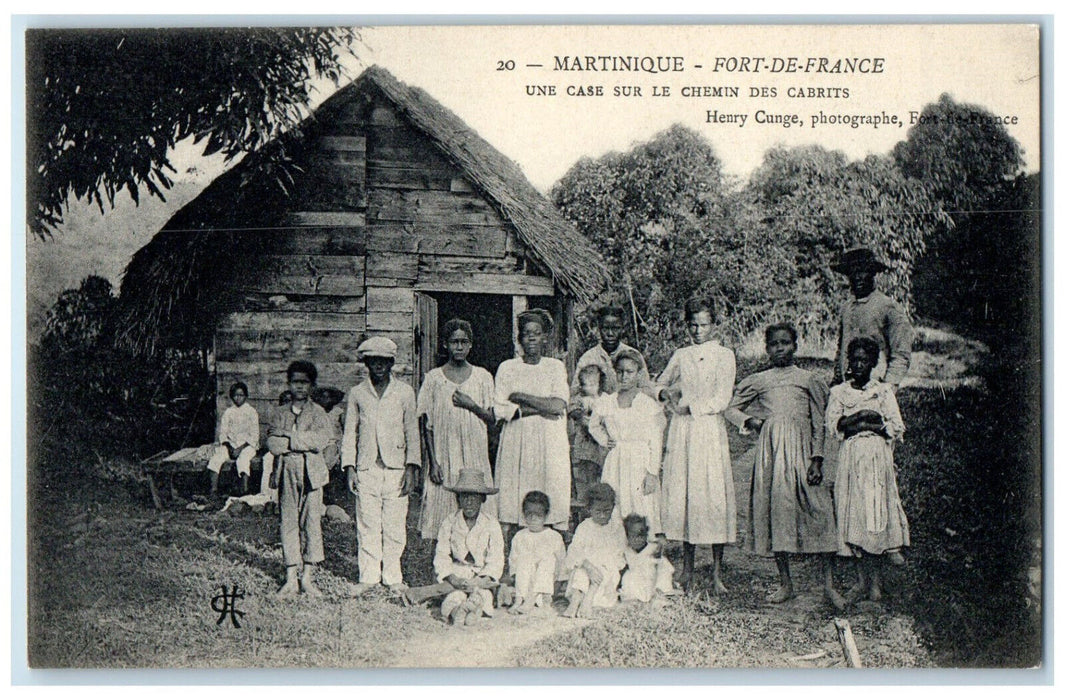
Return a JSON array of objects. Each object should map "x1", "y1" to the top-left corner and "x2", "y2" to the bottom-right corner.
[
  {"x1": 845, "y1": 584, "x2": 866, "y2": 604},
  {"x1": 675, "y1": 570, "x2": 692, "y2": 593},
  {"x1": 514, "y1": 598, "x2": 537, "y2": 615},
  {"x1": 449, "y1": 602, "x2": 471, "y2": 626},
  {"x1": 825, "y1": 588, "x2": 848, "y2": 611},
  {"x1": 887, "y1": 551, "x2": 907, "y2": 566},
  {"x1": 711, "y1": 576, "x2": 729, "y2": 596},
  {"x1": 562, "y1": 592, "x2": 582, "y2": 618},
  {"x1": 276, "y1": 578, "x2": 299, "y2": 598},
  {"x1": 766, "y1": 585, "x2": 794, "y2": 604},
  {"x1": 464, "y1": 609, "x2": 482, "y2": 626},
  {"x1": 508, "y1": 597, "x2": 526, "y2": 615},
  {"x1": 349, "y1": 582, "x2": 375, "y2": 597},
  {"x1": 576, "y1": 596, "x2": 597, "y2": 619},
  {"x1": 300, "y1": 577, "x2": 323, "y2": 597}
]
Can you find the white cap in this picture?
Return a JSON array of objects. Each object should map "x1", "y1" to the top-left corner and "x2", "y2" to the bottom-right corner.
[{"x1": 357, "y1": 336, "x2": 398, "y2": 359}]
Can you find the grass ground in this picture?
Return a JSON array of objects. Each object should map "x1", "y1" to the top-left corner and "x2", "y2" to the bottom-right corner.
[{"x1": 27, "y1": 327, "x2": 1041, "y2": 669}]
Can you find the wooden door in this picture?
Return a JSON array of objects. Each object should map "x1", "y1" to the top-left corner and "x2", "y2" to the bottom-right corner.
[{"x1": 413, "y1": 292, "x2": 438, "y2": 393}]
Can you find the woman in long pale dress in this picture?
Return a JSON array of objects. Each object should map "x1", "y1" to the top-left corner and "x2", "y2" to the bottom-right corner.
[
  {"x1": 417, "y1": 319, "x2": 497, "y2": 540},
  {"x1": 590, "y1": 349, "x2": 666, "y2": 535},
  {"x1": 494, "y1": 309, "x2": 571, "y2": 532},
  {"x1": 656, "y1": 298, "x2": 736, "y2": 594},
  {"x1": 827, "y1": 336, "x2": 909, "y2": 604},
  {"x1": 724, "y1": 323, "x2": 842, "y2": 607}
]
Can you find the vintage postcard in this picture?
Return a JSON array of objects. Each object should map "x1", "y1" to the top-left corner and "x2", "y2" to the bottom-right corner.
[{"x1": 21, "y1": 22, "x2": 1043, "y2": 674}]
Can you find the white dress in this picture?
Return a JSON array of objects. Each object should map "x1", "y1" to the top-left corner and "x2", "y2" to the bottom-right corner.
[
  {"x1": 416, "y1": 366, "x2": 496, "y2": 539},
  {"x1": 657, "y1": 340, "x2": 737, "y2": 545},
  {"x1": 494, "y1": 357, "x2": 571, "y2": 526},
  {"x1": 589, "y1": 392, "x2": 666, "y2": 533}
]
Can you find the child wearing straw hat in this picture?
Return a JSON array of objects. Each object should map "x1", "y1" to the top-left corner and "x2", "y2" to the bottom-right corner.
[{"x1": 402, "y1": 469, "x2": 504, "y2": 626}]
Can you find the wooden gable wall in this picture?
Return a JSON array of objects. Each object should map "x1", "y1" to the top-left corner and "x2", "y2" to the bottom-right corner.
[{"x1": 213, "y1": 87, "x2": 558, "y2": 425}]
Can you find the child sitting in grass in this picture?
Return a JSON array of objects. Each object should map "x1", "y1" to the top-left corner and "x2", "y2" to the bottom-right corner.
[
  {"x1": 206, "y1": 381, "x2": 259, "y2": 501},
  {"x1": 400, "y1": 469, "x2": 504, "y2": 626},
  {"x1": 561, "y1": 483, "x2": 626, "y2": 619},
  {"x1": 508, "y1": 491, "x2": 565, "y2": 615},
  {"x1": 619, "y1": 514, "x2": 677, "y2": 604}
]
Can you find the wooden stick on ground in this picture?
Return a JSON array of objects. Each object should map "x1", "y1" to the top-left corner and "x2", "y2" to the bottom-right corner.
[{"x1": 834, "y1": 618, "x2": 863, "y2": 668}]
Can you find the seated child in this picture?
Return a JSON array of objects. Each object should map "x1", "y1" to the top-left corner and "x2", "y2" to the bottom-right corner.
[
  {"x1": 259, "y1": 390, "x2": 293, "y2": 505},
  {"x1": 619, "y1": 514, "x2": 677, "y2": 604},
  {"x1": 561, "y1": 483, "x2": 626, "y2": 619},
  {"x1": 206, "y1": 381, "x2": 259, "y2": 500},
  {"x1": 568, "y1": 364, "x2": 608, "y2": 523},
  {"x1": 508, "y1": 491, "x2": 566, "y2": 615},
  {"x1": 403, "y1": 469, "x2": 504, "y2": 626}
]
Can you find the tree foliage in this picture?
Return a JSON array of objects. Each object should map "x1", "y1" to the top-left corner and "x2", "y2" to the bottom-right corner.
[
  {"x1": 893, "y1": 93, "x2": 1025, "y2": 213},
  {"x1": 27, "y1": 27, "x2": 358, "y2": 236}
]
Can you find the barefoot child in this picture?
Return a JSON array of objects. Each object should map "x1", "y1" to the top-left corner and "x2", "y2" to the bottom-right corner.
[
  {"x1": 269, "y1": 362, "x2": 333, "y2": 597},
  {"x1": 508, "y1": 491, "x2": 566, "y2": 614},
  {"x1": 561, "y1": 483, "x2": 626, "y2": 618},
  {"x1": 827, "y1": 337, "x2": 910, "y2": 604},
  {"x1": 206, "y1": 382, "x2": 259, "y2": 500},
  {"x1": 619, "y1": 514, "x2": 677, "y2": 604},
  {"x1": 568, "y1": 364, "x2": 608, "y2": 524},
  {"x1": 402, "y1": 469, "x2": 503, "y2": 626},
  {"x1": 725, "y1": 323, "x2": 841, "y2": 607},
  {"x1": 590, "y1": 349, "x2": 666, "y2": 537},
  {"x1": 342, "y1": 336, "x2": 421, "y2": 594},
  {"x1": 656, "y1": 297, "x2": 737, "y2": 594}
]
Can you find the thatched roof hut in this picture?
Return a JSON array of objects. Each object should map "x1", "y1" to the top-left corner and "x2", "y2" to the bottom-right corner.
[{"x1": 117, "y1": 65, "x2": 609, "y2": 419}]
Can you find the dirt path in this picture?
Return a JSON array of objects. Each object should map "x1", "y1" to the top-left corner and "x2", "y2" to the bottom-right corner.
[{"x1": 391, "y1": 606, "x2": 594, "y2": 667}]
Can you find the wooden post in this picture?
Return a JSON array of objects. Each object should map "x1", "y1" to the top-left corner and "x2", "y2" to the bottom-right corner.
[
  {"x1": 834, "y1": 618, "x2": 863, "y2": 668},
  {"x1": 512, "y1": 295, "x2": 528, "y2": 358}
]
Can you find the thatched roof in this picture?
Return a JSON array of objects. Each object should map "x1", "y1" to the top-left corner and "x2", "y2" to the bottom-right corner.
[{"x1": 117, "y1": 65, "x2": 609, "y2": 354}]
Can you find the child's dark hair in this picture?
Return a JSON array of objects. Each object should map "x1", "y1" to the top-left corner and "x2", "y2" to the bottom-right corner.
[
  {"x1": 587, "y1": 482, "x2": 616, "y2": 508},
  {"x1": 228, "y1": 381, "x2": 248, "y2": 399},
  {"x1": 598, "y1": 305, "x2": 626, "y2": 323},
  {"x1": 522, "y1": 490, "x2": 551, "y2": 516},
  {"x1": 846, "y1": 336, "x2": 881, "y2": 362},
  {"x1": 313, "y1": 387, "x2": 345, "y2": 411},
  {"x1": 278, "y1": 390, "x2": 294, "y2": 406},
  {"x1": 765, "y1": 322, "x2": 799, "y2": 344},
  {"x1": 612, "y1": 347, "x2": 644, "y2": 369},
  {"x1": 577, "y1": 363, "x2": 606, "y2": 388},
  {"x1": 517, "y1": 308, "x2": 554, "y2": 339},
  {"x1": 442, "y1": 318, "x2": 474, "y2": 344},
  {"x1": 684, "y1": 296, "x2": 717, "y2": 324},
  {"x1": 286, "y1": 360, "x2": 318, "y2": 384},
  {"x1": 622, "y1": 513, "x2": 649, "y2": 537}
]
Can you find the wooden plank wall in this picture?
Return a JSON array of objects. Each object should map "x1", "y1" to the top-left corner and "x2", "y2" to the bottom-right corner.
[{"x1": 214, "y1": 91, "x2": 560, "y2": 426}]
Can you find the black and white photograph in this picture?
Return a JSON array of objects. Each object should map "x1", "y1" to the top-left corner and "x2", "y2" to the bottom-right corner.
[{"x1": 19, "y1": 21, "x2": 1044, "y2": 672}]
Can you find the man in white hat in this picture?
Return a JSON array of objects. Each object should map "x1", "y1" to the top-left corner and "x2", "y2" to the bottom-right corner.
[{"x1": 341, "y1": 336, "x2": 421, "y2": 594}]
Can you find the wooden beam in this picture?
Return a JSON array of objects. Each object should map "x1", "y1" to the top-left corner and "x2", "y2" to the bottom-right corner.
[
  {"x1": 286, "y1": 212, "x2": 367, "y2": 227},
  {"x1": 237, "y1": 293, "x2": 366, "y2": 315},
  {"x1": 220, "y1": 312, "x2": 367, "y2": 332},
  {"x1": 216, "y1": 329, "x2": 366, "y2": 364},
  {"x1": 318, "y1": 135, "x2": 367, "y2": 153},
  {"x1": 367, "y1": 287, "x2": 415, "y2": 314},
  {"x1": 367, "y1": 189, "x2": 505, "y2": 227},
  {"x1": 833, "y1": 619, "x2": 863, "y2": 668},
  {"x1": 366, "y1": 224, "x2": 509, "y2": 257},
  {"x1": 416, "y1": 272, "x2": 555, "y2": 297}
]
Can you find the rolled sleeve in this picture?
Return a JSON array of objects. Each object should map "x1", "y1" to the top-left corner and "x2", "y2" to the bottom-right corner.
[{"x1": 340, "y1": 392, "x2": 360, "y2": 468}]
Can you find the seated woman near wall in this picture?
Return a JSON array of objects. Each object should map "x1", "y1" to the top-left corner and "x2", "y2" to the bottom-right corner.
[{"x1": 494, "y1": 309, "x2": 571, "y2": 539}]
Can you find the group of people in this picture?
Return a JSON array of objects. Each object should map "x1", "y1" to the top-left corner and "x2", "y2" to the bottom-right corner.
[{"x1": 208, "y1": 246, "x2": 914, "y2": 620}]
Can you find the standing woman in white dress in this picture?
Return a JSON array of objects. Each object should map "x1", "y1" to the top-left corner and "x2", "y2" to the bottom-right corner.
[
  {"x1": 656, "y1": 297, "x2": 737, "y2": 594},
  {"x1": 417, "y1": 318, "x2": 497, "y2": 541},
  {"x1": 494, "y1": 309, "x2": 571, "y2": 538}
]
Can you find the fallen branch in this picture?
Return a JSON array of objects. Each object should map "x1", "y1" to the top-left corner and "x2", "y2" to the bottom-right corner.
[{"x1": 834, "y1": 618, "x2": 863, "y2": 668}]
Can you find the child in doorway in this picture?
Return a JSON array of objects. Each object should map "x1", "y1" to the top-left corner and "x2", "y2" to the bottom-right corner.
[
  {"x1": 724, "y1": 323, "x2": 841, "y2": 607},
  {"x1": 561, "y1": 483, "x2": 626, "y2": 618},
  {"x1": 827, "y1": 337, "x2": 910, "y2": 604},
  {"x1": 508, "y1": 491, "x2": 566, "y2": 615},
  {"x1": 568, "y1": 364, "x2": 608, "y2": 525},
  {"x1": 619, "y1": 514, "x2": 678, "y2": 604},
  {"x1": 206, "y1": 381, "x2": 259, "y2": 500}
]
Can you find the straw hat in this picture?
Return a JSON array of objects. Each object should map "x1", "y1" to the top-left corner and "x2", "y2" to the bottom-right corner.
[
  {"x1": 830, "y1": 247, "x2": 888, "y2": 274},
  {"x1": 445, "y1": 469, "x2": 499, "y2": 495}
]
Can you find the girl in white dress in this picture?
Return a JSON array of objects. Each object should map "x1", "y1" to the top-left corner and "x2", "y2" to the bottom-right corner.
[
  {"x1": 656, "y1": 297, "x2": 737, "y2": 594},
  {"x1": 590, "y1": 349, "x2": 666, "y2": 535},
  {"x1": 494, "y1": 309, "x2": 571, "y2": 533},
  {"x1": 417, "y1": 319, "x2": 496, "y2": 540}
]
